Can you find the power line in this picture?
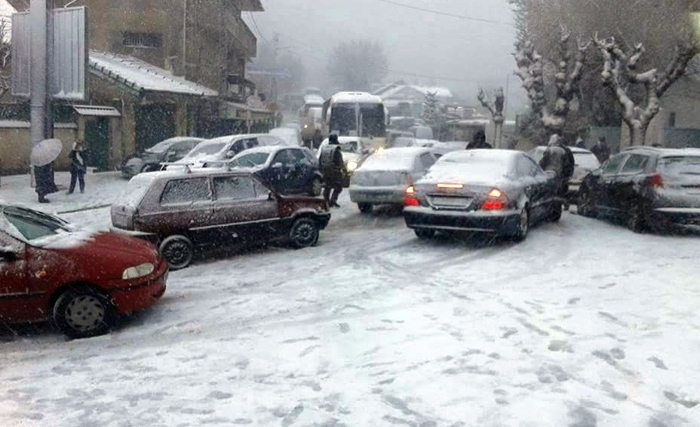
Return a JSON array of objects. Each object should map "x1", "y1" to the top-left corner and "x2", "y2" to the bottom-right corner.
[{"x1": 375, "y1": 0, "x2": 514, "y2": 27}]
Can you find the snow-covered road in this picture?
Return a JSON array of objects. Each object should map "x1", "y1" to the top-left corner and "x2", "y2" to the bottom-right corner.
[{"x1": 2, "y1": 173, "x2": 700, "y2": 426}]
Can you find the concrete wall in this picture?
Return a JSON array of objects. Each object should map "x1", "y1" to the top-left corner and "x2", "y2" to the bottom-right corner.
[{"x1": 0, "y1": 123, "x2": 78, "y2": 176}]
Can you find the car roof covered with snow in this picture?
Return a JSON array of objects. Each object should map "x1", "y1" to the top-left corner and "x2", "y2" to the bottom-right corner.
[{"x1": 359, "y1": 147, "x2": 433, "y2": 171}]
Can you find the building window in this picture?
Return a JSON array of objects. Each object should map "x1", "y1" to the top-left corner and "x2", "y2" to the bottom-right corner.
[
  {"x1": 669, "y1": 112, "x2": 676, "y2": 128},
  {"x1": 122, "y1": 32, "x2": 163, "y2": 49}
]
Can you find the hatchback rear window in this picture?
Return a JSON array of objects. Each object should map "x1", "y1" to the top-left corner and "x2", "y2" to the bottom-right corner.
[
  {"x1": 659, "y1": 156, "x2": 700, "y2": 175},
  {"x1": 161, "y1": 178, "x2": 212, "y2": 205},
  {"x1": 574, "y1": 152, "x2": 600, "y2": 169}
]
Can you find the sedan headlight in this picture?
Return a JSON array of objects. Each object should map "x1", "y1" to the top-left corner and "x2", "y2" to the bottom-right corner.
[
  {"x1": 122, "y1": 263, "x2": 155, "y2": 280},
  {"x1": 346, "y1": 161, "x2": 359, "y2": 172}
]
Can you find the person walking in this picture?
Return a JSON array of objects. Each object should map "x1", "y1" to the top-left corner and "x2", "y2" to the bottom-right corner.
[
  {"x1": 34, "y1": 163, "x2": 58, "y2": 203},
  {"x1": 590, "y1": 136, "x2": 611, "y2": 164},
  {"x1": 319, "y1": 134, "x2": 346, "y2": 208},
  {"x1": 68, "y1": 140, "x2": 87, "y2": 194},
  {"x1": 465, "y1": 130, "x2": 493, "y2": 150}
]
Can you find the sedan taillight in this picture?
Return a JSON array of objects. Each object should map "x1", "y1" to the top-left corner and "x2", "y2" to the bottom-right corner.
[
  {"x1": 481, "y1": 189, "x2": 508, "y2": 211},
  {"x1": 405, "y1": 185, "x2": 420, "y2": 207}
]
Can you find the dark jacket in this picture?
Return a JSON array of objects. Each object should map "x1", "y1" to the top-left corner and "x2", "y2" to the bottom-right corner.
[
  {"x1": 34, "y1": 164, "x2": 59, "y2": 196},
  {"x1": 590, "y1": 142, "x2": 611, "y2": 164},
  {"x1": 320, "y1": 145, "x2": 345, "y2": 184},
  {"x1": 69, "y1": 149, "x2": 87, "y2": 174},
  {"x1": 465, "y1": 140, "x2": 493, "y2": 150},
  {"x1": 539, "y1": 145, "x2": 567, "y2": 178}
]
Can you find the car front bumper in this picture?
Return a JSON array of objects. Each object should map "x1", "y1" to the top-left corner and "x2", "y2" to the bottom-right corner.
[
  {"x1": 404, "y1": 206, "x2": 521, "y2": 235},
  {"x1": 110, "y1": 260, "x2": 168, "y2": 314},
  {"x1": 349, "y1": 185, "x2": 406, "y2": 205},
  {"x1": 653, "y1": 207, "x2": 700, "y2": 227}
]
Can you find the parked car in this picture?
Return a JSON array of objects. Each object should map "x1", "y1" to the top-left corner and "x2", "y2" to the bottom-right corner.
[
  {"x1": 578, "y1": 147, "x2": 700, "y2": 233},
  {"x1": 349, "y1": 147, "x2": 439, "y2": 213},
  {"x1": 317, "y1": 137, "x2": 373, "y2": 186},
  {"x1": 270, "y1": 127, "x2": 302, "y2": 146},
  {"x1": 404, "y1": 149, "x2": 561, "y2": 241},
  {"x1": 111, "y1": 169, "x2": 331, "y2": 269},
  {"x1": 165, "y1": 134, "x2": 287, "y2": 171},
  {"x1": 207, "y1": 146, "x2": 323, "y2": 197},
  {"x1": 121, "y1": 137, "x2": 204, "y2": 178},
  {"x1": 0, "y1": 204, "x2": 168, "y2": 338},
  {"x1": 529, "y1": 146, "x2": 601, "y2": 202}
]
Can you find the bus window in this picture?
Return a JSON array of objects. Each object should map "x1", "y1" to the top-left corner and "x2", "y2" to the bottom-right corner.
[
  {"x1": 360, "y1": 103, "x2": 386, "y2": 138},
  {"x1": 330, "y1": 104, "x2": 357, "y2": 136}
]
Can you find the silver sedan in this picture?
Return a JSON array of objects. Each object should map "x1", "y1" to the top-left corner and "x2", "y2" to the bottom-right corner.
[{"x1": 349, "y1": 147, "x2": 440, "y2": 213}]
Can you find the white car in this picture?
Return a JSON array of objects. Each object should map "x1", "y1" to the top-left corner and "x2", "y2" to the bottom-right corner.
[
  {"x1": 165, "y1": 134, "x2": 286, "y2": 171},
  {"x1": 349, "y1": 147, "x2": 440, "y2": 213},
  {"x1": 270, "y1": 127, "x2": 302, "y2": 146}
]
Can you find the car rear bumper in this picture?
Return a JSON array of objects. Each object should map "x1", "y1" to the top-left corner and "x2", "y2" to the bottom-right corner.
[
  {"x1": 110, "y1": 263, "x2": 168, "y2": 314},
  {"x1": 653, "y1": 207, "x2": 700, "y2": 226},
  {"x1": 349, "y1": 186, "x2": 406, "y2": 205},
  {"x1": 404, "y1": 206, "x2": 521, "y2": 234}
]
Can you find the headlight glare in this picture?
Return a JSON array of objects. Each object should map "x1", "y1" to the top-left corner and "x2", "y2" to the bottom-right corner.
[{"x1": 347, "y1": 161, "x2": 358, "y2": 172}]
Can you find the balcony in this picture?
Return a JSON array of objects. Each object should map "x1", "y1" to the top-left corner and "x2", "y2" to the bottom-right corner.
[{"x1": 227, "y1": 14, "x2": 257, "y2": 58}]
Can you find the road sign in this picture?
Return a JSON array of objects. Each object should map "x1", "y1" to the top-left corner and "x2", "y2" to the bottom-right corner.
[{"x1": 11, "y1": 6, "x2": 87, "y2": 100}]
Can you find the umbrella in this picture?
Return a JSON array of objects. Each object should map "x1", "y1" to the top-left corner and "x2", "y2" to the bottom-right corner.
[{"x1": 30, "y1": 139, "x2": 63, "y2": 167}]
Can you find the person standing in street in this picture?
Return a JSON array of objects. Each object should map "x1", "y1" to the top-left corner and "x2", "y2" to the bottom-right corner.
[
  {"x1": 575, "y1": 135, "x2": 586, "y2": 149},
  {"x1": 68, "y1": 140, "x2": 87, "y2": 194},
  {"x1": 465, "y1": 130, "x2": 493, "y2": 150},
  {"x1": 539, "y1": 134, "x2": 575, "y2": 209},
  {"x1": 319, "y1": 134, "x2": 346, "y2": 208},
  {"x1": 591, "y1": 136, "x2": 611, "y2": 164},
  {"x1": 34, "y1": 163, "x2": 58, "y2": 203}
]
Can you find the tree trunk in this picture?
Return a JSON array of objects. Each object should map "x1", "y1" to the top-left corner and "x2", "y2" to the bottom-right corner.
[{"x1": 627, "y1": 123, "x2": 647, "y2": 147}]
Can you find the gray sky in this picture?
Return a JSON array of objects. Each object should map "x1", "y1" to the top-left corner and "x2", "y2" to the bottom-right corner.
[{"x1": 244, "y1": 0, "x2": 525, "y2": 110}]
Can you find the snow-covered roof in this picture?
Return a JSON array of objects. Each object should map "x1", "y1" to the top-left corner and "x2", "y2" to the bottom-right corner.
[
  {"x1": 379, "y1": 85, "x2": 453, "y2": 100},
  {"x1": 89, "y1": 51, "x2": 218, "y2": 97},
  {"x1": 331, "y1": 92, "x2": 383, "y2": 104}
]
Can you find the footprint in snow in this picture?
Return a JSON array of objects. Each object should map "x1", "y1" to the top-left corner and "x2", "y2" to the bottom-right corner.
[
  {"x1": 648, "y1": 356, "x2": 668, "y2": 370},
  {"x1": 338, "y1": 323, "x2": 350, "y2": 333}
]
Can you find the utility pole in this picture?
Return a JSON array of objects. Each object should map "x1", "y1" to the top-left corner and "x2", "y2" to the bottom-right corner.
[
  {"x1": 272, "y1": 33, "x2": 279, "y2": 103},
  {"x1": 29, "y1": 0, "x2": 48, "y2": 149}
]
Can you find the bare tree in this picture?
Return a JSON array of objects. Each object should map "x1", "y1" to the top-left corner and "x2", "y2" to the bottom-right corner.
[
  {"x1": 326, "y1": 40, "x2": 388, "y2": 92},
  {"x1": 477, "y1": 87, "x2": 505, "y2": 147},
  {"x1": 514, "y1": 27, "x2": 590, "y2": 138},
  {"x1": 0, "y1": 19, "x2": 11, "y2": 100},
  {"x1": 594, "y1": 36, "x2": 697, "y2": 146}
]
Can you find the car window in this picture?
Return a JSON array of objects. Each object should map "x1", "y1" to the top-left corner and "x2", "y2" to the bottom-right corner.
[
  {"x1": 273, "y1": 149, "x2": 294, "y2": 165},
  {"x1": 213, "y1": 176, "x2": 267, "y2": 201},
  {"x1": 574, "y1": 152, "x2": 600, "y2": 169},
  {"x1": 172, "y1": 141, "x2": 193, "y2": 155},
  {"x1": 620, "y1": 154, "x2": 649, "y2": 174},
  {"x1": 244, "y1": 138, "x2": 261, "y2": 149},
  {"x1": 602, "y1": 154, "x2": 627, "y2": 176},
  {"x1": 2, "y1": 207, "x2": 71, "y2": 242},
  {"x1": 419, "y1": 153, "x2": 436, "y2": 170},
  {"x1": 515, "y1": 156, "x2": 539, "y2": 177},
  {"x1": 161, "y1": 178, "x2": 212, "y2": 205},
  {"x1": 230, "y1": 152, "x2": 270, "y2": 168},
  {"x1": 289, "y1": 149, "x2": 307, "y2": 163}
]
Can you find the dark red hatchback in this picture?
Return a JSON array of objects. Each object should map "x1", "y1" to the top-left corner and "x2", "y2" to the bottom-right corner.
[{"x1": 0, "y1": 204, "x2": 168, "y2": 338}]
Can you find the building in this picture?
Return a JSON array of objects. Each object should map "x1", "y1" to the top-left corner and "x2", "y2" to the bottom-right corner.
[
  {"x1": 374, "y1": 81, "x2": 453, "y2": 118},
  {"x1": 1, "y1": 0, "x2": 271, "y2": 174}
]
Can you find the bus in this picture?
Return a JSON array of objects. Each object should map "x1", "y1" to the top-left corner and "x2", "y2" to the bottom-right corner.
[{"x1": 322, "y1": 92, "x2": 388, "y2": 150}]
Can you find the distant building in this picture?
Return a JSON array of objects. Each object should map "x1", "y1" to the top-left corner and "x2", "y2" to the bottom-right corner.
[
  {"x1": 1, "y1": 0, "x2": 272, "y2": 174},
  {"x1": 374, "y1": 81, "x2": 453, "y2": 118}
]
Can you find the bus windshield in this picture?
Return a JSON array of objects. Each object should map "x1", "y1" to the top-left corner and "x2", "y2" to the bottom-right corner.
[
  {"x1": 360, "y1": 103, "x2": 386, "y2": 138},
  {"x1": 329, "y1": 103, "x2": 386, "y2": 138},
  {"x1": 330, "y1": 104, "x2": 357, "y2": 136}
]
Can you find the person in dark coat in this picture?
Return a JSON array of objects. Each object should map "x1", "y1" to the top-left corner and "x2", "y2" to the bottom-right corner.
[
  {"x1": 575, "y1": 136, "x2": 586, "y2": 149},
  {"x1": 319, "y1": 134, "x2": 346, "y2": 208},
  {"x1": 590, "y1": 136, "x2": 611, "y2": 164},
  {"x1": 312, "y1": 129, "x2": 324, "y2": 150},
  {"x1": 34, "y1": 163, "x2": 59, "y2": 203},
  {"x1": 465, "y1": 130, "x2": 492, "y2": 150},
  {"x1": 540, "y1": 134, "x2": 575, "y2": 208},
  {"x1": 68, "y1": 140, "x2": 87, "y2": 194}
]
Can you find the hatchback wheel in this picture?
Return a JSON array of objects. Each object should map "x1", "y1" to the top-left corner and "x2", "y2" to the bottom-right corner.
[
  {"x1": 548, "y1": 202, "x2": 563, "y2": 222},
  {"x1": 414, "y1": 228, "x2": 435, "y2": 240},
  {"x1": 53, "y1": 286, "x2": 115, "y2": 339},
  {"x1": 358, "y1": 203, "x2": 373, "y2": 214},
  {"x1": 627, "y1": 205, "x2": 648, "y2": 233},
  {"x1": 289, "y1": 218, "x2": 320, "y2": 249},
  {"x1": 160, "y1": 235, "x2": 194, "y2": 270},
  {"x1": 310, "y1": 178, "x2": 323, "y2": 197}
]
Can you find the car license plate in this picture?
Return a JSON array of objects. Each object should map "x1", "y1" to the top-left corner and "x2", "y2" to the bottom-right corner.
[{"x1": 431, "y1": 196, "x2": 471, "y2": 208}]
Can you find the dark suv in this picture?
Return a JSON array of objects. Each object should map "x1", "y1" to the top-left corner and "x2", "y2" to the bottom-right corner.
[
  {"x1": 208, "y1": 146, "x2": 323, "y2": 196},
  {"x1": 110, "y1": 170, "x2": 331, "y2": 269},
  {"x1": 579, "y1": 147, "x2": 700, "y2": 232}
]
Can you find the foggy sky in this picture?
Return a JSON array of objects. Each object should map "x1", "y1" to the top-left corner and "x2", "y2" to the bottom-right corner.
[{"x1": 243, "y1": 0, "x2": 525, "y2": 111}]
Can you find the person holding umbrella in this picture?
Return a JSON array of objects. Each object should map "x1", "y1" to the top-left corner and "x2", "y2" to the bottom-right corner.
[
  {"x1": 68, "y1": 140, "x2": 87, "y2": 194},
  {"x1": 31, "y1": 138, "x2": 62, "y2": 204}
]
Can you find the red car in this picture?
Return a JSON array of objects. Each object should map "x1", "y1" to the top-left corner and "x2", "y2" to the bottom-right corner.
[{"x1": 0, "y1": 204, "x2": 168, "y2": 338}]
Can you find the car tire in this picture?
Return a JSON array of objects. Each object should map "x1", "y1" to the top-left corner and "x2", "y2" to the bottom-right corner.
[
  {"x1": 512, "y1": 207, "x2": 530, "y2": 242},
  {"x1": 548, "y1": 202, "x2": 563, "y2": 222},
  {"x1": 358, "y1": 203, "x2": 373, "y2": 214},
  {"x1": 53, "y1": 286, "x2": 116, "y2": 339},
  {"x1": 289, "y1": 218, "x2": 320, "y2": 249},
  {"x1": 414, "y1": 228, "x2": 435, "y2": 240},
  {"x1": 577, "y1": 190, "x2": 596, "y2": 218},
  {"x1": 309, "y1": 178, "x2": 323, "y2": 197},
  {"x1": 160, "y1": 235, "x2": 194, "y2": 270},
  {"x1": 627, "y1": 204, "x2": 649, "y2": 233}
]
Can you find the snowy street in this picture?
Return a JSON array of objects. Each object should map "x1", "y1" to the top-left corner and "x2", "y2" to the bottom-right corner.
[{"x1": 2, "y1": 173, "x2": 700, "y2": 426}]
